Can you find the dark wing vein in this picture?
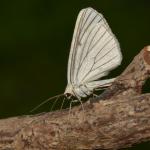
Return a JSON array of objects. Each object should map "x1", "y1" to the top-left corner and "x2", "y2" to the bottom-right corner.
[
  {"x1": 77, "y1": 26, "x2": 108, "y2": 81},
  {"x1": 94, "y1": 36, "x2": 114, "y2": 60},
  {"x1": 95, "y1": 46, "x2": 116, "y2": 63},
  {"x1": 74, "y1": 25, "x2": 96, "y2": 81},
  {"x1": 70, "y1": 11, "x2": 86, "y2": 82},
  {"x1": 92, "y1": 55, "x2": 118, "y2": 71},
  {"x1": 89, "y1": 27, "x2": 108, "y2": 52},
  {"x1": 81, "y1": 55, "x2": 118, "y2": 82},
  {"x1": 79, "y1": 12, "x2": 99, "y2": 41}
]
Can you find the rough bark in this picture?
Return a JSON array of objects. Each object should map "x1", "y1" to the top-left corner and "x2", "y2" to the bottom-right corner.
[{"x1": 0, "y1": 46, "x2": 150, "y2": 150}]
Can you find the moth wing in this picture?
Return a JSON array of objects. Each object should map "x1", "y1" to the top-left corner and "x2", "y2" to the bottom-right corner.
[
  {"x1": 85, "y1": 78, "x2": 115, "y2": 91},
  {"x1": 77, "y1": 25, "x2": 122, "y2": 86},
  {"x1": 67, "y1": 7, "x2": 110, "y2": 84}
]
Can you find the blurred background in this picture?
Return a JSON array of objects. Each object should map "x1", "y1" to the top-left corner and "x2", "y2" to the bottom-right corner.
[{"x1": 0, "y1": 0, "x2": 150, "y2": 149}]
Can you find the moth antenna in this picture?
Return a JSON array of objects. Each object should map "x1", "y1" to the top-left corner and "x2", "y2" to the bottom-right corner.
[
  {"x1": 60, "y1": 97, "x2": 65, "y2": 110},
  {"x1": 30, "y1": 93, "x2": 64, "y2": 113},
  {"x1": 78, "y1": 98, "x2": 85, "y2": 114},
  {"x1": 50, "y1": 96, "x2": 60, "y2": 111}
]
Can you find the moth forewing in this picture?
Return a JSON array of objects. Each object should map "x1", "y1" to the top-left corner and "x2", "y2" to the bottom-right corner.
[{"x1": 65, "y1": 7, "x2": 122, "y2": 98}]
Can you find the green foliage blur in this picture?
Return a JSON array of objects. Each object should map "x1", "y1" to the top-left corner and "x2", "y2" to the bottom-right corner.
[{"x1": 0, "y1": 0, "x2": 150, "y2": 149}]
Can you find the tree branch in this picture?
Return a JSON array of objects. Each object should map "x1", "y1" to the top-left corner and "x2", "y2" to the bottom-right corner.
[{"x1": 0, "y1": 46, "x2": 150, "y2": 150}]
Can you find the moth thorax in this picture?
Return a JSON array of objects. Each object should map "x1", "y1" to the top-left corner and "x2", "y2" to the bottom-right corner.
[{"x1": 64, "y1": 84, "x2": 75, "y2": 96}]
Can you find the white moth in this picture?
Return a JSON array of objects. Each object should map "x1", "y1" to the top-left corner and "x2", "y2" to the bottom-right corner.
[
  {"x1": 64, "y1": 7, "x2": 122, "y2": 99},
  {"x1": 31, "y1": 7, "x2": 122, "y2": 112}
]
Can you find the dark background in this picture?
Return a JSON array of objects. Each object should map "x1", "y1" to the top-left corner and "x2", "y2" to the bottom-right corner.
[{"x1": 0, "y1": 0, "x2": 150, "y2": 149}]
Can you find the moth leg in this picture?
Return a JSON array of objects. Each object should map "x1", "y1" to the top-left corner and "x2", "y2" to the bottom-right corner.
[
  {"x1": 68, "y1": 99, "x2": 73, "y2": 122},
  {"x1": 92, "y1": 93, "x2": 99, "y2": 98},
  {"x1": 94, "y1": 86, "x2": 109, "y2": 91},
  {"x1": 75, "y1": 97, "x2": 85, "y2": 120},
  {"x1": 60, "y1": 97, "x2": 65, "y2": 110},
  {"x1": 50, "y1": 96, "x2": 59, "y2": 111}
]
